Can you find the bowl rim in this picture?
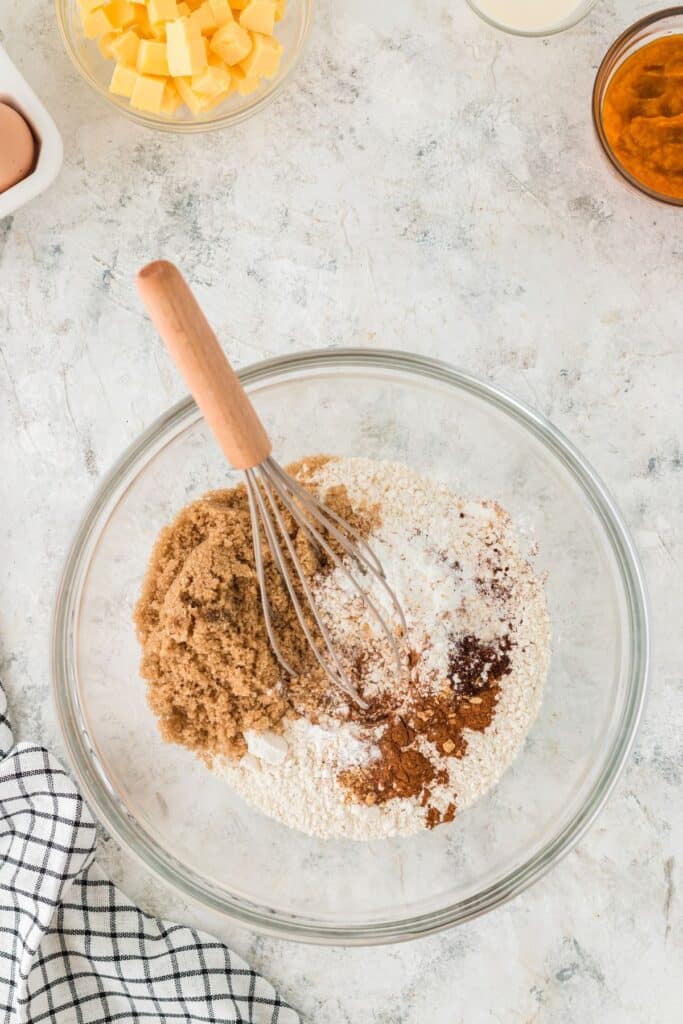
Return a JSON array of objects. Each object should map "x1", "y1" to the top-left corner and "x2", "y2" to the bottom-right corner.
[
  {"x1": 466, "y1": 0, "x2": 599, "y2": 38},
  {"x1": 51, "y1": 347, "x2": 650, "y2": 944},
  {"x1": 54, "y1": 0, "x2": 315, "y2": 134},
  {"x1": 592, "y1": 7, "x2": 683, "y2": 208}
]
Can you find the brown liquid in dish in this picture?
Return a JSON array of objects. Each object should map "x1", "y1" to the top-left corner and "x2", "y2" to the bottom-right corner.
[{"x1": 602, "y1": 35, "x2": 683, "y2": 200}]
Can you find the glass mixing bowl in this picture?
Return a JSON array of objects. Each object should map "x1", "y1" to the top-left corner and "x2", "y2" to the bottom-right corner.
[
  {"x1": 55, "y1": 0, "x2": 314, "y2": 133},
  {"x1": 52, "y1": 349, "x2": 649, "y2": 944}
]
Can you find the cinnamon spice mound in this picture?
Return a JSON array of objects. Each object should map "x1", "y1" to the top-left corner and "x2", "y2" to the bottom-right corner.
[
  {"x1": 337, "y1": 635, "x2": 510, "y2": 827},
  {"x1": 134, "y1": 456, "x2": 379, "y2": 759}
]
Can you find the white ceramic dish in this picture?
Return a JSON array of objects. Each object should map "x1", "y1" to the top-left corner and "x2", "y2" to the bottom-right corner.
[
  {"x1": 467, "y1": 0, "x2": 598, "y2": 37},
  {"x1": 0, "y1": 44, "x2": 63, "y2": 219}
]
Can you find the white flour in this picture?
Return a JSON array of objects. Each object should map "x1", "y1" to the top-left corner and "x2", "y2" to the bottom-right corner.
[{"x1": 213, "y1": 457, "x2": 550, "y2": 840}]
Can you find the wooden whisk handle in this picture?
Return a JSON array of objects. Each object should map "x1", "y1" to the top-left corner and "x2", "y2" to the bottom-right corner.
[{"x1": 137, "y1": 260, "x2": 272, "y2": 471}]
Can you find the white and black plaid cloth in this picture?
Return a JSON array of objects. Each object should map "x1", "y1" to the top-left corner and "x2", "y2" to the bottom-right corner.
[{"x1": 0, "y1": 683, "x2": 299, "y2": 1024}]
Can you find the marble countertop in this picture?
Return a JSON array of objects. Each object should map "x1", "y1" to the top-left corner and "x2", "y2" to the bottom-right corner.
[{"x1": 1, "y1": 0, "x2": 681, "y2": 1020}]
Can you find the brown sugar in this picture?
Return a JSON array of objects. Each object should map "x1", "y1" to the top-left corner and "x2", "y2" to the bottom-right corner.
[{"x1": 134, "y1": 456, "x2": 379, "y2": 760}]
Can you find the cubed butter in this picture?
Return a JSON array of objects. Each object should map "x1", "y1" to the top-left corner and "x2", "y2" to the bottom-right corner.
[
  {"x1": 130, "y1": 73, "x2": 167, "y2": 111},
  {"x1": 239, "y1": 31, "x2": 281, "y2": 78},
  {"x1": 137, "y1": 38, "x2": 169, "y2": 75},
  {"x1": 83, "y1": 9, "x2": 112, "y2": 38},
  {"x1": 167, "y1": 22, "x2": 207, "y2": 75},
  {"x1": 109, "y1": 28, "x2": 140, "y2": 66},
  {"x1": 238, "y1": 0, "x2": 276, "y2": 36},
  {"x1": 209, "y1": 0, "x2": 233, "y2": 27},
  {"x1": 167, "y1": 14, "x2": 200, "y2": 44},
  {"x1": 102, "y1": 1, "x2": 138, "y2": 29},
  {"x1": 207, "y1": 48, "x2": 227, "y2": 65},
  {"x1": 192, "y1": 63, "x2": 231, "y2": 96},
  {"x1": 131, "y1": 4, "x2": 153, "y2": 35},
  {"x1": 231, "y1": 65, "x2": 260, "y2": 95},
  {"x1": 189, "y1": 1, "x2": 217, "y2": 35},
  {"x1": 209, "y1": 21, "x2": 251, "y2": 64},
  {"x1": 82, "y1": 0, "x2": 287, "y2": 118},
  {"x1": 173, "y1": 76, "x2": 206, "y2": 113},
  {"x1": 79, "y1": 0, "x2": 107, "y2": 15},
  {"x1": 109, "y1": 62, "x2": 138, "y2": 97},
  {"x1": 149, "y1": 21, "x2": 167, "y2": 40},
  {"x1": 147, "y1": 0, "x2": 178, "y2": 22},
  {"x1": 98, "y1": 31, "x2": 121, "y2": 59},
  {"x1": 202, "y1": 88, "x2": 231, "y2": 109},
  {"x1": 161, "y1": 79, "x2": 183, "y2": 113}
]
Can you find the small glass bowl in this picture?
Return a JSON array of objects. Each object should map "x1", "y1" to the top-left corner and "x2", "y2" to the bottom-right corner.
[
  {"x1": 55, "y1": 0, "x2": 314, "y2": 133},
  {"x1": 467, "y1": 0, "x2": 598, "y2": 37},
  {"x1": 52, "y1": 349, "x2": 650, "y2": 944},
  {"x1": 593, "y1": 8, "x2": 683, "y2": 207}
]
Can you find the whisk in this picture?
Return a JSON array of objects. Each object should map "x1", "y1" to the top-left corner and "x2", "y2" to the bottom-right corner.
[{"x1": 136, "y1": 261, "x2": 405, "y2": 708}]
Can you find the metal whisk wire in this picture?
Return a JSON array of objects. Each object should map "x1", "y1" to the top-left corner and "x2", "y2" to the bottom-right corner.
[
  {"x1": 136, "y1": 260, "x2": 406, "y2": 709},
  {"x1": 245, "y1": 457, "x2": 406, "y2": 708}
]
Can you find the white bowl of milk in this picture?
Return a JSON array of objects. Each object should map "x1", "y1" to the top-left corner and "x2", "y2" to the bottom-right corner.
[{"x1": 467, "y1": 0, "x2": 598, "y2": 36}]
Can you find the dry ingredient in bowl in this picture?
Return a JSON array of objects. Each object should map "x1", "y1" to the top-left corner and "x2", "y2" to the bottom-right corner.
[
  {"x1": 135, "y1": 456, "x2": 550, "y2": 840},
  {"x1": 80, "y1": 0, "x2": 287, "y2": 116}
]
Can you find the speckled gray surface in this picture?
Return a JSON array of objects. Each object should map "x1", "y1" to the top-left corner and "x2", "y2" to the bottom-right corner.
[{"x1": 1, "y1": 0, "x2": 681, "y2": 1020}]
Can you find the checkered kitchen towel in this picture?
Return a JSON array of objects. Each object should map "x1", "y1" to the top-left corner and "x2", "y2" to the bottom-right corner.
[{"x1": 0, "y1": 684, "x2": 299, "y2": 1024}]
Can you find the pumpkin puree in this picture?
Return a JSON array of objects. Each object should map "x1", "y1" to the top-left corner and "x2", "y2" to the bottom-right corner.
[{"x1": 602, "y1": 35, "x2": 683, "y2": 201}]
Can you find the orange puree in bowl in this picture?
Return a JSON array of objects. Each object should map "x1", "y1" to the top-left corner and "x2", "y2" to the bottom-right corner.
[{"x1": 602, "y1": 35, "x2": 683, "y2": 200}]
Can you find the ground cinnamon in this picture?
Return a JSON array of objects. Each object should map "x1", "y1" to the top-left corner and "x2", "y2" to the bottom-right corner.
[{"x1": 337, "y1": 634, "x2": 511, "y2": 827}]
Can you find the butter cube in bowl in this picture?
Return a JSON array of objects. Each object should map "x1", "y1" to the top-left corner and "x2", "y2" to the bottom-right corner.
[{"x1": 55, "y1": 0, "x2": 314, "y2": 131}]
